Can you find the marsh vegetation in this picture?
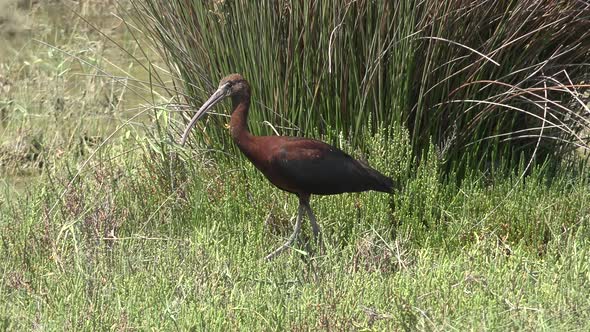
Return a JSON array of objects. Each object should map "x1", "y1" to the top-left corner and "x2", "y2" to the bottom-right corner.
[{"x1": 1, "y1": 1, "x2": 589, "y2": 330}]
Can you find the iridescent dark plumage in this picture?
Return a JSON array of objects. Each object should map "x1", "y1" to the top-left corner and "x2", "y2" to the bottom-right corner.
[{"x1": 181, "y1": 74, "x2": 393, "y2": 260}]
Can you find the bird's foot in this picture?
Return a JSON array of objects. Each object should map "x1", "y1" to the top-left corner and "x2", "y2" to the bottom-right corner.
[{"x1": 264, "y1": 243, "x2": 292, "y2": 261}]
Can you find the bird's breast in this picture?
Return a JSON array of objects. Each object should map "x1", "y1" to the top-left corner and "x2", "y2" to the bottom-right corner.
[{"x1": 234, "y1": 136, "x2": 301, "y2": 194}]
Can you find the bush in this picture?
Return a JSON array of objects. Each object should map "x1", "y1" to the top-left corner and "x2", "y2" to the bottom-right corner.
[{"x1": 131, "y1": 0, "x2": 590, "y2": 174}]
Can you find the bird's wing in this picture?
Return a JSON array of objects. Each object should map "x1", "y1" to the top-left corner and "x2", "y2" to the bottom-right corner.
[{"x1": 269, "y1": 138, "x2": 387, "y2": 195}]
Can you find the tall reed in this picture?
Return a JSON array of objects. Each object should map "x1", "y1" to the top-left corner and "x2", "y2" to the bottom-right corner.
[{"x1": 130, "y1": 0, "x2": 590, "y2": 172}]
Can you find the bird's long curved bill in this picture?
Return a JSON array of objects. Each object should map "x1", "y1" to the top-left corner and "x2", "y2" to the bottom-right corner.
[{"x1": 180, "y1": 86, "x2": 228, "y2": 146}]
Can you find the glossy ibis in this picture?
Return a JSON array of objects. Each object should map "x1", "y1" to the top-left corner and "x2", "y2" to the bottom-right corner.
[{"x1": 181, "y1": 74, "x2": 393, "y2": 260}]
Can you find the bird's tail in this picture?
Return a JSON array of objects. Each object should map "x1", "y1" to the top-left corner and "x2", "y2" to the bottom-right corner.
[
  {"x1": 361, "y1": 163, "x2": 395, "y2": 193},
  {"x1": 372, "y1": 171, "x2": 395, "y2": 193}
]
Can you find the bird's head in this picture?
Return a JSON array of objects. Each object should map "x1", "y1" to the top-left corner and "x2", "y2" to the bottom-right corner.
[
  {"x1": 181, "y1": 74, "x2": 250, "y2": 146},
  {"x1": 218, "y1": 73, "x2": 250, "y2": 98}
]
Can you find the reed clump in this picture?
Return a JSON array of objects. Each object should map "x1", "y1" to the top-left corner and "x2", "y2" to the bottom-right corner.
[{"x1": 131, "y1": 0, "x2": 589, "y2": 172}]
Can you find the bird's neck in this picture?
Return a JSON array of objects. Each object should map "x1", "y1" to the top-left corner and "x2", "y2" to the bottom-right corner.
[{"x1": 229, "y1": 95, "x2": 253, "y2": 144}]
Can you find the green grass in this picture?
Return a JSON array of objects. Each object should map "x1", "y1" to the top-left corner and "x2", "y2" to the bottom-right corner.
[
  {"x1": 132, "y1": 0, "x2": 590, "y2": 172},
  {"x1": 2, "y1": 122, "x2": 590, "y2": 330},
  {"x1": 0, "y1": 0, "x2": 156, "y2": 191},
  {"x1": 1, "y1": 1, "x2": 590, "y2": 330}
]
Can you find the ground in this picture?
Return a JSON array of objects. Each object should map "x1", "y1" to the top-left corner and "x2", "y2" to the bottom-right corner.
[{"x1": 1, "y1": 1, "x2": 589, "y2": 330}]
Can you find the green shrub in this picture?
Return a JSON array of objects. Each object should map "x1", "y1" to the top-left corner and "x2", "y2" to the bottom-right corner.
[{"x1": 131, "y1": 0, "x2": 589, "y2": 174}]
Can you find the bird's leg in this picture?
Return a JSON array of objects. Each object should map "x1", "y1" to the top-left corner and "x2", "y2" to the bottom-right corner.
[
  {"x1": 264, "y1": 203, "x2": 305, "y2": 261},
  {"x1": 297, "y1": 232, "x2": 313, "y2": 258},
  {"x1": 304, "y1": 204, "x2": 325, "y2": 255}
]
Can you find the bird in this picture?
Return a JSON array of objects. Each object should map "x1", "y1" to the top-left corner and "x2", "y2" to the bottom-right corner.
[{"x1": 181, "y1": 74, "x2": 394, "y2": 260}]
